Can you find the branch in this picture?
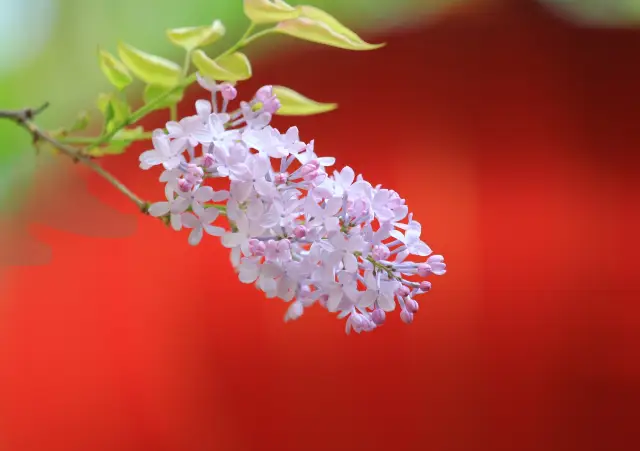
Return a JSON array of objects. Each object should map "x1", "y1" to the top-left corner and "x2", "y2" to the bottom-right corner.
[{"x1": 0, "y1": 103, "x2": 150, "y2": 214}]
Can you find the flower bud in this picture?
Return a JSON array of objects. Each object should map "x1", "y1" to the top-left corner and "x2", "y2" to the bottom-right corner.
[
  {"x1": 255, "y1": 85, "x2": 274, "y2": 102},
  {"x1": 405, "y1": 298, "x2": 419, "y2": 314},
  {"x1": 263, "y1": 98, "x2": 281, "y2": 114},
  {"x1": 395, "y1": 285, "x2": 411, "y2": 298},
  {"x1": 371, "y1": 244, "x2": 390, "y2": 261},
  {"x1": 293, "y1": 225, "x2": 307, "y2": 239},
  {"x1": 274, "y1": 172, "x2": 288, "y2": 184},
  {"x1": 218, "y1": 83, "x2": 237, "y2": 101},
  {"x1": 303, "y1": 170, "x2": 319, "y2": 182},
  {"x1": 419, "y1": 281, "x2": 432, "y2": 292},
  {"x1": 277, "y1": 239, "x2": 291, "y2": 252},
  {"x1": 298, "y1": 163, "x2": 316, "y2": 177},
  {"x1": 264, "y1": 239, "x2": 278, "y2": 259},
  {"x1": 203, "y1": 153, "x2": 215, "y2": 168},
  {"x1": 249, "y1": 239, "x2": 266, "y2": 256},
  {"x1": 400, "y1": 308, "x2": 414, "y2": 324},
  {"x1": 417, "y1": 263, "x2": 432, "y2": 277},
  {"x1": 350, "y1": 313, "x2": 365, "y2": 329},
  {"x1": 363, "y1": 319, "x2": 376, "y2": 332},
  {"x1": 427, "y1": 254, "x2": 447, "y2": 275},
  {"x1": 186, "y1": 163, "x2": 204, "y2": 177},
  {"x1": 371, "y1": 308, "x2": 386, "y2": 325},
  {"x1": 178, "y1": 178, "x2": 192, "y2": 192}
]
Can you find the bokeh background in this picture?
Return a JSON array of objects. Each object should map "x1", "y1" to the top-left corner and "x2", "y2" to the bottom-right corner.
[{"x1": 1, "y1": 0, "x2": 640, "y2": 450}]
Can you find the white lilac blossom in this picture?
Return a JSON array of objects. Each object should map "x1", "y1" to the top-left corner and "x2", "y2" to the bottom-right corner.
[{"x1": 140, "y1": 78, "x2": 447, "y2": 334}]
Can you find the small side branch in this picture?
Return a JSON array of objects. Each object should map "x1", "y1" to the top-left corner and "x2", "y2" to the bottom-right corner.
[{"x1": 0, "y1": 103, "x2": 148, "y2": 213}]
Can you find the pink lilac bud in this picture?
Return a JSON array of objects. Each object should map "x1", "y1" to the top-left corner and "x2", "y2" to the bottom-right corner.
[
  {"x1": 303, "y1": 170, "x2": 319, "y2": 182},
  {"x1": 388, "y1": 190, "x2": 405, "y2": 209},
  {"x1": 248, "y1": 239, "x2": 266, "y2": 256},
  {"x1": 372, "y1": 308, "x2": 386, "y2": 325},
  {"x1": 419, "y1": 281, "x2": 432, "y2": 292},
  {"x1": 351, "y1": 313, "x2": 365, "y2": 329},
  {"x1": 186, "y1": 164, "x2": 204, "y2": 178},
  {"x1": 299, "y1": 163, "x2": 317, "y2": 177},
  {"x1": 395, "y1": 285, "x2": 411, "y2": 298},
  {"x1": 277, "y1": 239, "x2": 291, "y2": 252},
  {"x1": 307, "y1": 160, "x2": 320, "y2": 170},
  {"x1": 427, "y1": 255, "x2": 447, "y2": 275},
  {"x1": 372, "y1": 244, "x2": 390, "y2": 261},
  {"x1": 293, "y1": 225, "x2": 307, "y2": 239},
  {"x1": 178, "y1": 178, "x2": 192, "y2": 192},
  {"x1": 265, "y1": 239, "x2": 278, "y2": 260},
  {"x1": 400, "y1": 308, "x2": 414, "y2": 324},
  {"x1": 255, "y1": 85, "x2": 274, "y2": 102},
  {"x1": 274, "y1": 172, "x2": 288, "y2": 184},
  {"x1": 203, "y1": 153, "x2": 215, "y2": 168},
  {"x1": 405, "y1": 298, "x2": 419, "y2": 314},
  {"x1": 263, "y1": 98, "x2": 281, "y2": 114},
  {"x1": 218, "y1": 83, "x2": 237, "y2": 101},
  {"x1": 417, "y1": 263, "x2": 432, "y2": 277},
  {"x1": 349, "y1": 199, "x2": 368, "y2": 218},
  {"x1": 363, "y1": 319, "x2": 376, "y2": 332}
]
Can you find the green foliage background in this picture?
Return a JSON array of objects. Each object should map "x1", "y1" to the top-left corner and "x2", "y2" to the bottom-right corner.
[{"x1": 1, "y1": 0, "x2": 637, "y2": 211}]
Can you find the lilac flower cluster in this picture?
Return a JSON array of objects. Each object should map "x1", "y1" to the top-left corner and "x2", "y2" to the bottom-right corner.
[{"x1": 141, "y1": 76, "x2": 446, "y2": 334}]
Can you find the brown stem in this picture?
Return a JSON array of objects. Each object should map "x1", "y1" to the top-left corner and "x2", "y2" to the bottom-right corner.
[{"x1": 0, "y1": 103, "x2": 149, "y2": 214}]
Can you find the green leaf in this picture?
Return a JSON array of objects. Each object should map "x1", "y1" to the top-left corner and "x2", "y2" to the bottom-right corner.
[
  {"x1": 117, "y1": 42, "x2": 182, "y2": 87},
  {"x1": 85, "y1": 141, "x2": 128, "y2": 157},
  {"x1": 276, "y1": 6, "x2": 385, "y2": 51},
  {"x1": 192, "y1": 50, "x2": 252, "y2": 82},
  {"x1": 97, "y1": 93, "x2": 131, "y2": 134},
  {"x1": 143, "y1": 84, "x2": 185, "y2": 111},
  {"x1": 243, "y1": 0, "x2": 299, "y2": 24},
  {"x1": 69, "y1": 111, "x2": 90, "y2": 132},
  {"x1": 98, "y1": 49, "x2": 133, "y2": 90},
  {"x1": 166, "y1": 20, "x2": 226, "y2": 50},
  {"x1": 85, "y1": 127, "x2": 146, "y2": 157},
  {"x1": 112, "y1": 126, "x2": 147, "y2": 141},
  {"x1": 271, "y1": 86, "x2": 337, "y2": 116}
]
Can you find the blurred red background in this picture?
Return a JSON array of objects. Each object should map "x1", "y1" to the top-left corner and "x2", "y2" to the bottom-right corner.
[{"x1": 1, "y1": 1, "x2": 639, "y2": 450}]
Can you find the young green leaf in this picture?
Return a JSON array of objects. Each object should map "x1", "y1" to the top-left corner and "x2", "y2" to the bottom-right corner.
[
  {"x1": 85, "y1": 141, "x2": 128, "y2": 157},
  {"x1": 276, "y1": 6, "x2": 385, "y2": 51},
  {"x1": 192, "y1": 50, "x2": 252, "y2": 82},
  {"x1": 97, "y1": 93, "x2": 131, "y2": 133},
  {"x1": 243, "y1": 0, "x2": 299, "y2": 24},
  {"x1": 85, "y1": 127, "x2": 146, "y2": 157},
  {"x1": 143, "y1": 85, "x2": 185, "y2": 110},
  {"x1": 112, "y1": 126, "x2": 147, "y2": 141},
  {"x1": 69, "y1": 111, "x2": 91, "y2": 132},
  {"x1": 98, "y1": 49, "x2": 133, "y2": 90},
  {"x1": 272, "y1": 86, "x2": 337, "y2": 116},
  {"x1": 117, "y1": 42, "x2": 182, "y2": 87},
  {"x1": 166, "y1": 20, "x2": 226, "y2": 51}
]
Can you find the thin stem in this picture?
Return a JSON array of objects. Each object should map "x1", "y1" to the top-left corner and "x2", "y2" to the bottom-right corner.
[
  {"x1": 69, "y1": 22, "x2": 266, "y2": 154},
  {"x1": 0, "y1": 104, "x2": 149, "y2": 213},
  {"x1": 60, "y1": 132, "x2": 154, "y2": 145},
  {"x1": 169, "y1": 104, "x2": 178, "y2": 122},
  {"x1": 241, "y1": 27, "x2": 275, "y2": 47},
  {"x1": 218, "y1": 22, "x2": 257, "y2": 59},
  {"x1": 0, "y1": 21, "x2": 270, "y2": 222},
  {"x1": 182, "y1": 49, "x2": 192, "y2": 77}
]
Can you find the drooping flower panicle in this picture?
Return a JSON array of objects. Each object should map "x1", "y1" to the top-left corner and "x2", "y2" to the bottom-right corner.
[{"x1": 141, "y1": 75, "x2": 446, "y2": 334}]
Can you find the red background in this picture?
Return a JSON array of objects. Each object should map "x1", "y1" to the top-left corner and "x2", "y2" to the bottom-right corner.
[{"x1": 1, "y1": 1, "x2": 639, "y2": 450}]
